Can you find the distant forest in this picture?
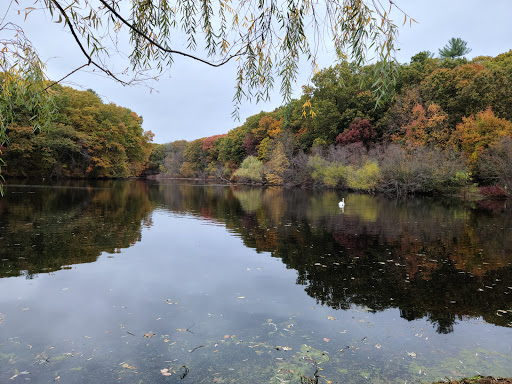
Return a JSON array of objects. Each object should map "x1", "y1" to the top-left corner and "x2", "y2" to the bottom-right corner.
[
  {"x1": 1, "y1": 85, "x2": 153, "y2": 179},
  {"x1": 149, "y1": 50, "x2": 512, "y2": 197},
  {"x1": 2, "y1": 50, "x2": 512, "y2": 197}
]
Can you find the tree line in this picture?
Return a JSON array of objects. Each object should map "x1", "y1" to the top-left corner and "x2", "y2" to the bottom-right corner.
[
  {"x1": 1, "y1": 85, "x2": 154, "y2": 179},
  {"x1": 150, "y1": 47, "x2": 512, "y2": 197}
]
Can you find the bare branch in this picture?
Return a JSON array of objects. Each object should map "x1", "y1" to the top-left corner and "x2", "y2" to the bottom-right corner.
[
  {"x1": 49, "y1": 0, "x2": 130, "y2": 85},
  {"x1": 43, "y1": 62, "x2": 89, "y2": 90}
]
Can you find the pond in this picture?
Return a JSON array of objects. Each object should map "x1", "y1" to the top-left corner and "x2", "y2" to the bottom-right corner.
[{"x1": 0, "y1": 180, "x2": 511, "y2": 383}]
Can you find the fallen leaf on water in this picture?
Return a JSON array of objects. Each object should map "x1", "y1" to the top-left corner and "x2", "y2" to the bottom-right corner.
[
  {"x1": 282, "y1": 347, "x2": 292, "y2": 351},
  {"x1": 327, "y1": 316, "x2": 337, "y2": 321},
  {"x1": 10, "y1": 371, "x2": 30, "y2": 380},
  {"x1": 237, "y1": 296, "x2": 245, "y2": 299},
  {"x1": 83, "y1": 336, "x2": 91, "y2": 339},
  {"x1": 144, "y1": 332, "x2": 155, "y2": 338},
  {"x1": 407, "y1": 352, "x2": 416, "y2": 358},
  {"x1": 224, "y1": 335, "x2": 230, "y2": 339},
  {"x1": 54, "y1": 376, "x2": 60, "y2": 381},
  {"x1": 323, "y1": 338, "x2": 330, "y2": 342},
  {"x1": 164, "y1": 339, "x2": 170, "y2": 343},
  {"x1": 160, "y1": 369, "x2": 172, "y2": 376},
  {"x1": 375, "y1": 344, "x2": 382, "y2": 349}
]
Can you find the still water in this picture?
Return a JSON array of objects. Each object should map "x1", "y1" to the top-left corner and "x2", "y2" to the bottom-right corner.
[{"x1": 0, "y1": 180, "x2": 511, "y2": 383}]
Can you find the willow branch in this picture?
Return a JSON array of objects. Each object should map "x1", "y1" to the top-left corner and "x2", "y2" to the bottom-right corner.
[
  {"x1": 49, "y1": 0, "x2": 129, "y2": 86},
  {"x1": 98, "y1": 0, "x2": 243, "y2": 67},
  {"x1": 43, "y1": 62, "x2": 89, "y2": 90}
]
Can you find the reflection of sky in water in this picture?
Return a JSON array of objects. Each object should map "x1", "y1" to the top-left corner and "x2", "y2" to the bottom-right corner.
[{"x1": 1, "y1": 184, "x2": 512, "y2": 383}]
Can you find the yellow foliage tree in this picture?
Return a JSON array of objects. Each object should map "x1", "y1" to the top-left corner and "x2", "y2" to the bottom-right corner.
[{"x1": 265, "y1": 142, "x2": 290, "y2": 185}]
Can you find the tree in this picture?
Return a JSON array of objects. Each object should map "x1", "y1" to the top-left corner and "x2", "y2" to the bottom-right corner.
[
  {"x1": 1, "y1": 86, "x2": 153, "y2": 178},
  {"x1": 233, "y1": 156, "x2": 264, "y2": 184},
  {"x1": 451, "y1": 108, "x2": 512, "y2": 168},
  {"x1": 439, "y1": 38, "x2": 472, "y2": 59},
  {"x1": 410, "y1": 51, "x2": 435, "y2": 65},
  {"x1": 390, "y1": 103, "x2": 450, "y2": 148},
  {"x1": 335, "y1": 118, "x2": 376, "y2": 148},
  {"x1": 265, "y1": 142, "x2": 290, "y2": 185}
]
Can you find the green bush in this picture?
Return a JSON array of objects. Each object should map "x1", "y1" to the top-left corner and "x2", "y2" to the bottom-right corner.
[
  {"x1": 234, "y1": 156, "x2": 264, "y2": 184},
  {"x1": 308, "y1": 155, "x2": 346, "y2": 188},
  {"x1": 346, "y1": 161, "x2": 381, "y2": 191}
]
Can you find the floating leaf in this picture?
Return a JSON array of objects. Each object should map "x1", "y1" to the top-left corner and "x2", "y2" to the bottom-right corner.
[
  {"x1": 323, "y1": 338, "x2": 330, "y2": 342},
  {"x1": 282, "y1": 346, "x2": 292, "y2": 351},
  {"x1": 144, "y1": 332, "x2": 156, "y2": 338},
  {"x1": 407, "y1": 351, "x2": 416, "y2": 357},
  {"x1": 237, "y1": 296, "x2": 245, "y2": 299},
  {"x1": 375, "y1": 344, "x2": 382, "y2": 349},
  {"x1": 160, "y1": 368, "x2": 172, "y2": 376},
  {"x1": 327, "y1": 316, "x2": 337, "y2": 321}
]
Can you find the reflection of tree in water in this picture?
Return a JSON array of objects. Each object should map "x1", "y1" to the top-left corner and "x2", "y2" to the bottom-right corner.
[
  {"x1": 154, "y1": 183, "x2": 512, "y2": 333},
  {"x1": 0, "y1": 180, "x2": 154, "y2": 278},
  {"x1": 3, "y1": 181, "x2": 510, "y2": 333}
]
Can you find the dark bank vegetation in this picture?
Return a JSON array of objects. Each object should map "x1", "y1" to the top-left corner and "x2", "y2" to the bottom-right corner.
[{"x1": 150, "y1": 50, "x2": 512, "y2": 197}]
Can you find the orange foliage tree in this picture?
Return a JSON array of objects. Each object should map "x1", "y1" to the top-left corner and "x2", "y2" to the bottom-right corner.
[
  {"x1": 392, "y1": 103, "x2": 450, "y2": 148},
  {"x1": 452, "y1": 108, "x2": 512, "y2": 165}
]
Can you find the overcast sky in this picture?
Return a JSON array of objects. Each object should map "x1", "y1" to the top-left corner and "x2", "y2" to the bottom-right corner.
[{"x1": 10, "y1": 0, "x2": 512, "y2": 144}]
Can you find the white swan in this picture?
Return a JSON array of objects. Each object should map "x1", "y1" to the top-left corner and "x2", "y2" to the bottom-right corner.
[{"x1": 338, "y1": 198, "x2": 345, "y2": 208}]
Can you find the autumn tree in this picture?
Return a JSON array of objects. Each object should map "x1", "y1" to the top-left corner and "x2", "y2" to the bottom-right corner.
[
  {"x1": 163, "y1": 140, "x2": 188, "y2": 176},
  {"x1": 265, "y1": 142, "x2": 290, "y2": 185},
  {"x1": 451, "y1": 108, "x2": 512, "y2": 167},
  {"x1": 1, "y1": 86, "x2": 153, "y2": 178},
  {"x1": 391, "y1": 103, "x2": 450, "y2": 148},
  {"x1": 335, "y1": 118, "x2": 376, "y2": 148}
]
